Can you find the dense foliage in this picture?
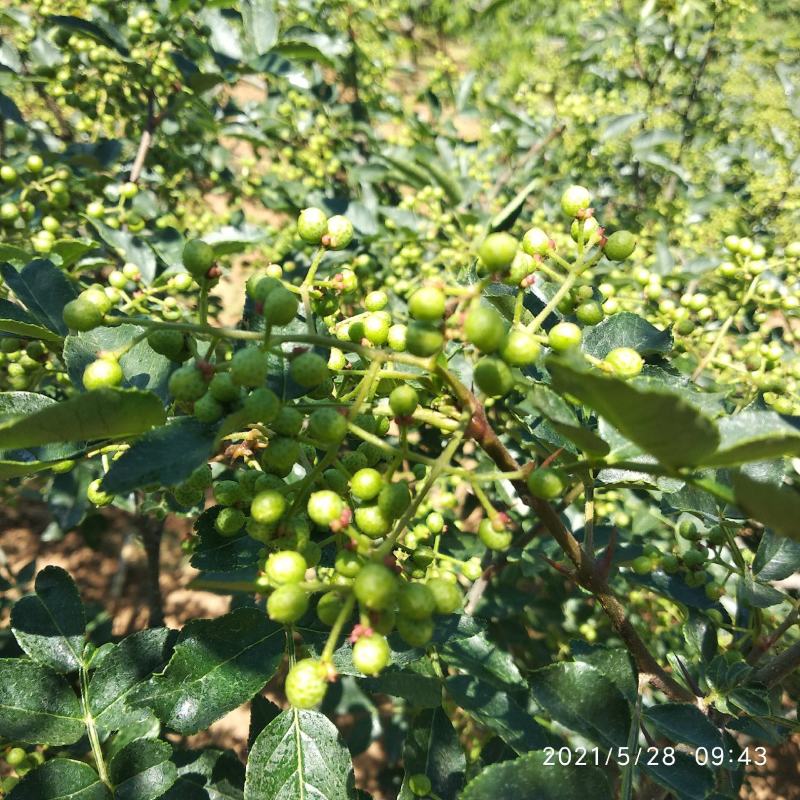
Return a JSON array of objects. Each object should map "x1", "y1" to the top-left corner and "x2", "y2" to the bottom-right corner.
[{"x1": 0, "y1": 1, "x2": 799, "y2": 798}]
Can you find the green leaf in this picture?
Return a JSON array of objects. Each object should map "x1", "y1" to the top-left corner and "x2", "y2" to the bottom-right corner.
[
  {"x1": 131, "y1": 608, "x2": 284, "y2": 735},
  {"x1": 7, "y1": 759, "x2": 111, "y2": 800},
  {"x1": 0, "y1": 299, "x2": 63, "y2": 342},
  {"x1": 87, "y1": 220, "x2": 156, "y2": 283},
  {"x1": 100, "y1": 417, "x2": 217, "y2": 494},
  {"x1": 582, "y1": 312, "x2": 672, "y2": 358},
  {"x1": 359, "y1": 667, "x2": 442, "y2": 709},
  {"x1": 0, "y1": 659, "x2": 84, "y2": 745},
  {"x1": 240, "y1": 0, "x2": 278, "y2": 58},
  {"x1": 0, "y1": 388, "x2": 166, "y2": 450},
  {"x1": 50, "y1": 238, "x2": 97, "y2": 269},
  {"x1": 440, "y1": 628, "x2": 526, "y2": 690},
  {"x1": 753, "y1": 530, "x2": 800, "y2": 582},
  {"x1": 11, "y1": 565, "x2": 85, "y2": 673},
  {"x1": 191, "y1": 506, "x2": 262, "y2": 573},
  {"x1": 644, "y1": 703, "x2": 723, "y2": 749},
  {"x1": 0, "y1": 243, "x2": 30, "y2": 263},
  {"x1": 244, "y1": 708, "x2": 357, "y2": 800},
  {"x1": 599, "y1": 112, "x2": 646, "y2": 141},
  {"x1": 446, "y1": 674, "x2": 549, "y2": 754},
  {"x1": 398, "y1": 707, "x2": 465, "y2": 800},
  {"x1": 571, "y1": 645, "x2": 638, "y2": 704},
  {"x1": 547, "y1": 355, "x2": 720, "y2": 467},
  {"x1": 732, "y1": 472, "x2": 800, "y2": 541},
  {"x1": 0, "y1": 259, "x2": 77, "y2": 335},
  {"x1": 461, "y1": 750, "x2": 613, "y2": 800},
  {"x1": 163, "y1": 749, "x2": 245, "y2": 800},
  {"x1": 63, "y1": 325, "x2": 173, "y2": 401},
  {"x1": 89, "y1": 628, "x2": 175, "y2": 732},
  {"x1": 705, "y1": 410, "x2": 800, "y2": 466},
  {"x1": 529, "y1": 662, "x2": 631, "y2": 748},
  {"x1": 525, "y1": 384, "x2": 610, "y2": 455},
  {"x1": 46, "y1": 14, "x2": 129, "y2": 55},
  {"x1": 109, "y1": 739, "x2": 178, "y2": 800},
  {"x1": 643, "y1": 751, "x2": 715, "y2": 800},
  {"x1": 270, "y1": 41, "x2": 334, "y2": 66}
]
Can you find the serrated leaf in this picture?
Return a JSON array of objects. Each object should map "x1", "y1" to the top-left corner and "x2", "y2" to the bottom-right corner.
[
  {"x1": 398, "y1": 707, "x2": 465, "y2": 800},
  {"x1": 446, "y1": 674, "x2": 549, "y2": 754},
  {"x1": 0, "y1": 659, "x2": 84, "y2": 745},
  {"x1": 706, "y1": 410, "x2": 800, "y2": 466},
  {"x1": 644, "y1": 703, "x2": 723, "y2": 749},
  {"x1": 461, "y1": 750, "x2": 613, "y2": 800},
  {"x1": 582, "y1": 312, "x2": 672, "y2": 358},
  {"x1": 89, "y1": 628, "x2": 175, "y2": 732},
  {"x1": 359, "y1": 667, "x2": 442, "y2": 708},
  {"x1": 0, "y1": 388, "x2": 166, "y2": 450},
  {"x1": 529, "y1": 662, "x2": 630, "y2": 748},
  {"x1": 0, "y1": 259, "x2": 77, "y2": 335},
  {"x1": 571, "y1": 645, "x2": 638, "y2": 704},
  {"x1": 733, "y1": 472, "x2": 800, "y2": 542},
  {"x1": 440, "y1": 629, "x2": 525, "y2": 690},
  {"x1": 525, "y1": 384, "x2": 609, "y2": 455},
  {"x1": 100, "y1": 417, "x2": 217, "y2": 494},
  {"x1": 131, "y1": 608, "x2": 284, "y2": 735},
  {"x1": 163, "y1": 749, "x2": 245, "y2": 800},
  {"x1": 244, "y1": 708, "x2": 357, "y2": 800},
  {"x1": 548, "y1": 355, "x2": 719, "y2": 467},
  {"x1": 643, "y1": 751, "x2": 715, "y2": 800},
  {"x1": 63, "y1": 325, "x2": 173, "y2": 401},
  {"x1": 11, "y1": 565, "x2": 85, "y2": 673},
  {"x1": 753, "y1": 530, "x2": 800, "y2": 582},
  {"x1": 0, "y1": 299, "x2": 62, "y2": 341},
  {"x1": 87, "y1": 220, "x2": 156, "y2": 283},
  {"x1": 191, "y1": 506, "x2": 263, "y2": 573},
  {"x1": 109, "y1": 739, "x2": 178, "y2": 800},
  {"x1": 7, "y1": 759, "x2": 111, "y2": 800}
]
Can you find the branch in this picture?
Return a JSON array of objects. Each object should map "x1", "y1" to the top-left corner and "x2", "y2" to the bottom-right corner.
[
  {"x1": 437, "y1": 364, "x2": 695, "y2": 703},
  {"x1": 130, "y1": 90, "x2": 168, "y2": 184}
]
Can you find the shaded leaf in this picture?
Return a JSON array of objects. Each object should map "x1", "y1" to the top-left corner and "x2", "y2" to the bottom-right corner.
[
  {"x1": 446, "y1": 674, "x2": 549, "y2": 754},
  {"x1": 399, "y1": 707, "x2": 465, "y2": 800},
  {"x1": 644, "y1": 703, "x2": 723, "y2": 749},
  {"x1": 461, "y1": 750, "x2": 613, "y2": 800},
  {"x1": 528, "y1": 662, "x2": 630, "y2": 748},
  {"x1": 7, "y1": 759, "x2": 111, "y2": 800},
  {"x1": 109, "y1": 739, "x2": 178, "y2": 800},
  {"x1": 582, "y1": 312, "x2": 672, "y2": 358},
  {"x1": 0, "y1": 259, "x2": 77, "y2": 335},
  {"x1": 89, "y1": 628, "x2": 176, "y2": 732},
  {"x1": 0, "y1": 388, "x2": 166, "y2": 450},
  {"x1": 733, "y1": 472, "x2": 800, "y2": 542},
  {"x1": 131, "y1": 609, "x2": 284, "y2": 735},
  {"x1": 0, "y1": 659, "x2": 84, "y2": 745},
  {"x1": 100, "y1": 417, "x2": 217, "y2": 494},
  {"x1": 548, "y1": 355, "x2": 719, "y2": 467}
]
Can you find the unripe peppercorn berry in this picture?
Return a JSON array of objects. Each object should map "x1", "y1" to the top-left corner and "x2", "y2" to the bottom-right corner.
[
  {"x1": 251, "y1": 490, "x2": 286, "y2": 525},
  {"x1": 527, "y1": 467, "x2": 566, "y2": 499},
  {"x1": 604, "y1": 231, "x2": 637, "y2": 261},
  {"x1": 465, "y1": 304, "x2": 506, "y2": 353},
  {"x1": 478, "y1": 232, "x2": 518, "y2": 273},
  {"x1": 266, "y1": 550, "x2": 307, "y2": 585},
  {"x1": 408, "y1": 286, "x2": 446, "y2": 321},
  {"x1": 297, "y1": 207, "x2": 328, "y2": 243},
  {"x1": 182, "y1": 238, "x2": 215, "y2": 280},
  {"x1": 560, "y1": 184, "x2": 591, "y2": 217},
  {"x1": 352, "y1": 633, "x2": 391, "y2": 675},
  {"x1": 285, "y1": 659, "x2": 328, "y2": 708}
]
